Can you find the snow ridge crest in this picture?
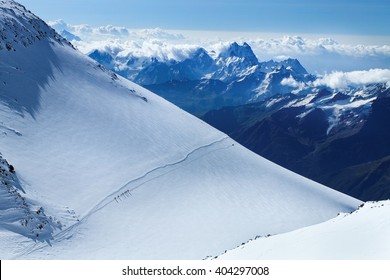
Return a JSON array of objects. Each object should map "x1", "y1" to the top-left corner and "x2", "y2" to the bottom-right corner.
[{"x1": 0, "y1": 0, "x2": 72, "y2": 51}]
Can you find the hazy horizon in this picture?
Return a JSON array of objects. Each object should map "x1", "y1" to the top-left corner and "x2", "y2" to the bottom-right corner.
[{"x1": 18, "y1": 0, "x2": 390, "y2": 36}]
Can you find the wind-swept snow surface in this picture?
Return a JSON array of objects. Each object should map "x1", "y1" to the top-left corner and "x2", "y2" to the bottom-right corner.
[
  {"x1": 219, "y1": 200, "x2": 390, "y2": 260},
  {"x1": 0, "y1": 0, "x2": 360, "y2": 259}
]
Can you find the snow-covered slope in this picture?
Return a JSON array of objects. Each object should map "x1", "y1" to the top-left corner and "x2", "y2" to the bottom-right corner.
[
  {"x1": 0, "y1": 0, "x2": 361, "y2": 259},
  {"x1": 218, "y1": 200, "x2": 390, "y2": 259}
]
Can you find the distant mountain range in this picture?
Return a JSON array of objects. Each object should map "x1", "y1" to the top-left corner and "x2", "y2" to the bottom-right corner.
[
  {"x1": 88, "y1": 42, "x2": 390, "y2": 201},
  {"x1": 88, "y1": 42, "x2": 314, "y2": 114}
]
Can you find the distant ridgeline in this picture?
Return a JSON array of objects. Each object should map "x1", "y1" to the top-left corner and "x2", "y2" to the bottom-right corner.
[{"x1": 88, "y1": 42, "x2": 314, "y2": 114}]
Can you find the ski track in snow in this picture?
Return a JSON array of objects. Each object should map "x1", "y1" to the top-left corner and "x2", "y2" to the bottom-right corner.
[
  {"x1": 0, "y1": 123, "x2": 22, "y2": 136},
  {"x1": 89, "y1": 136, "x2": 231, "y2": 214},
  {"x1": 13, "y1": 136, "x2": 232, "y2": 258}
]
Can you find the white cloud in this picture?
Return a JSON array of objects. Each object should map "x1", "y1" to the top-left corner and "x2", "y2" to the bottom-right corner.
[
  {"x1": 47, "y1": 21, "x2": 194, "y2": 61},
  {"x1": 47, "y1": 20, "x2": 390, "y2": 72},
  {"x1": 274, "y1": 55, "x2": 291, "y2": 61},
  {"x1": 281, "y1": 76, "x2": 303, "y2": 88},
  {"x1": 75, "y1": 38, "x2": 201, "y2": 63},
  {"x1": 244, "y1": 36, "x2": 390, "y2": 72},
  {"x1": 47, "y1": 19, "x2": 70, "y2": 31},
  {"x1": 136, "y1": 28, "x2": 185, "y2": 40},
  {"x1": 96, "y1": 25, "x2": 129, "y2": 36},
  {"x1": 313, "y1": 69, "x2": 390, "y2": 89},
  {"x1": 247, "y1": 36, "x2": 390, "y2": 58},
  {"x1": 281, "y1": 76, "x2": 306, "y2": 93},
  {"x1": 48, "y1": 21, "x2": 186, "y2": 42}
]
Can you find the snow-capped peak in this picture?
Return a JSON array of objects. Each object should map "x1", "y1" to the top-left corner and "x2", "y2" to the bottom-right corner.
[
  {"x1": 60, "y1": 30, "x2": 81, "y2": 42},
  {"x1": 219, "y1": 42, "x2": 257, "y2": 60},
  {"x1": 279, "y1": 58, "x2": 308, "y2": 75},
  {"x1": 218, "y1": 42, "x2": 259, "y2": 64}
]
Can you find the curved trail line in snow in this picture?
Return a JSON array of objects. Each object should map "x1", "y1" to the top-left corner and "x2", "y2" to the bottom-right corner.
[
  {"x1": 87, "y1": 136, "x2": 231, "y2": 215},
  {"x1": 14, "y1": 136, "x2": 232, "y2": 258}
]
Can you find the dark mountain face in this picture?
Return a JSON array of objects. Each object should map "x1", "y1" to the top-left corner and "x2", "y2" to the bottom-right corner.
[
  {"x1": 133, "y1": 48, "x2": 216, "y2": 86},
  {"x1": 144, "y1": 79, "x2": 228, "y2": 114},
  {"x1": 326, "y1": 156, "x2": 390, "y2": 200},
  {"x1": 310, "y1": 88, "x2": 332, "y2": 103},
  {"x1": 88, "y1": 50, "x2": 114, "y2": 69},
  {"x1": 202, "y1": 84, "x2": 390, "y2": 201},
  {"x1": 60, "y1": 30, "x2": 81, "y2": 42},
  {"x1": 327, "y1": 92, "x2": 349, "y2": 103},
  {"x1": 311, "y1": 91, "x2": 390, "y2": 173}
]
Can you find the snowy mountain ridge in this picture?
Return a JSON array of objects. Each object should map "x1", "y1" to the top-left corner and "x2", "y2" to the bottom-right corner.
[
  {"x1": 94, "y1": 41, "x2": 311, "y2": 87},
  {"x1": 0, "y1": 0, "x2": 364, "y2": 259},
  {"x1": 218, "y1": 200, "x2": 390, "y2": 259},
  {"x1": 0, "y1": 0, "x2": 71, "y2": 51},
  {"x1": 267, "y1": 83, "x2": 389, "y2": 136}
]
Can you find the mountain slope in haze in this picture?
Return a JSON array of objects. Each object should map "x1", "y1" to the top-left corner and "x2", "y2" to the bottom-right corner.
[
  {"x1": 0, "y1": 0, "x2": 361, "y2": 259},
  {"x1": 218, "y1": 200, "x2": 390, "y2": 259}
]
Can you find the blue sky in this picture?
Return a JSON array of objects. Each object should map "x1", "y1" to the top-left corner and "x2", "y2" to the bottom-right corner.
[{"x1": 17, "y1": 0, "x2": 390, "y2": 36}]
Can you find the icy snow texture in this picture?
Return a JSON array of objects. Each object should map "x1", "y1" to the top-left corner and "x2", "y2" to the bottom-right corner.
[{"x1": 219, "y1": 200, "x2": 390, "y2": 259}]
